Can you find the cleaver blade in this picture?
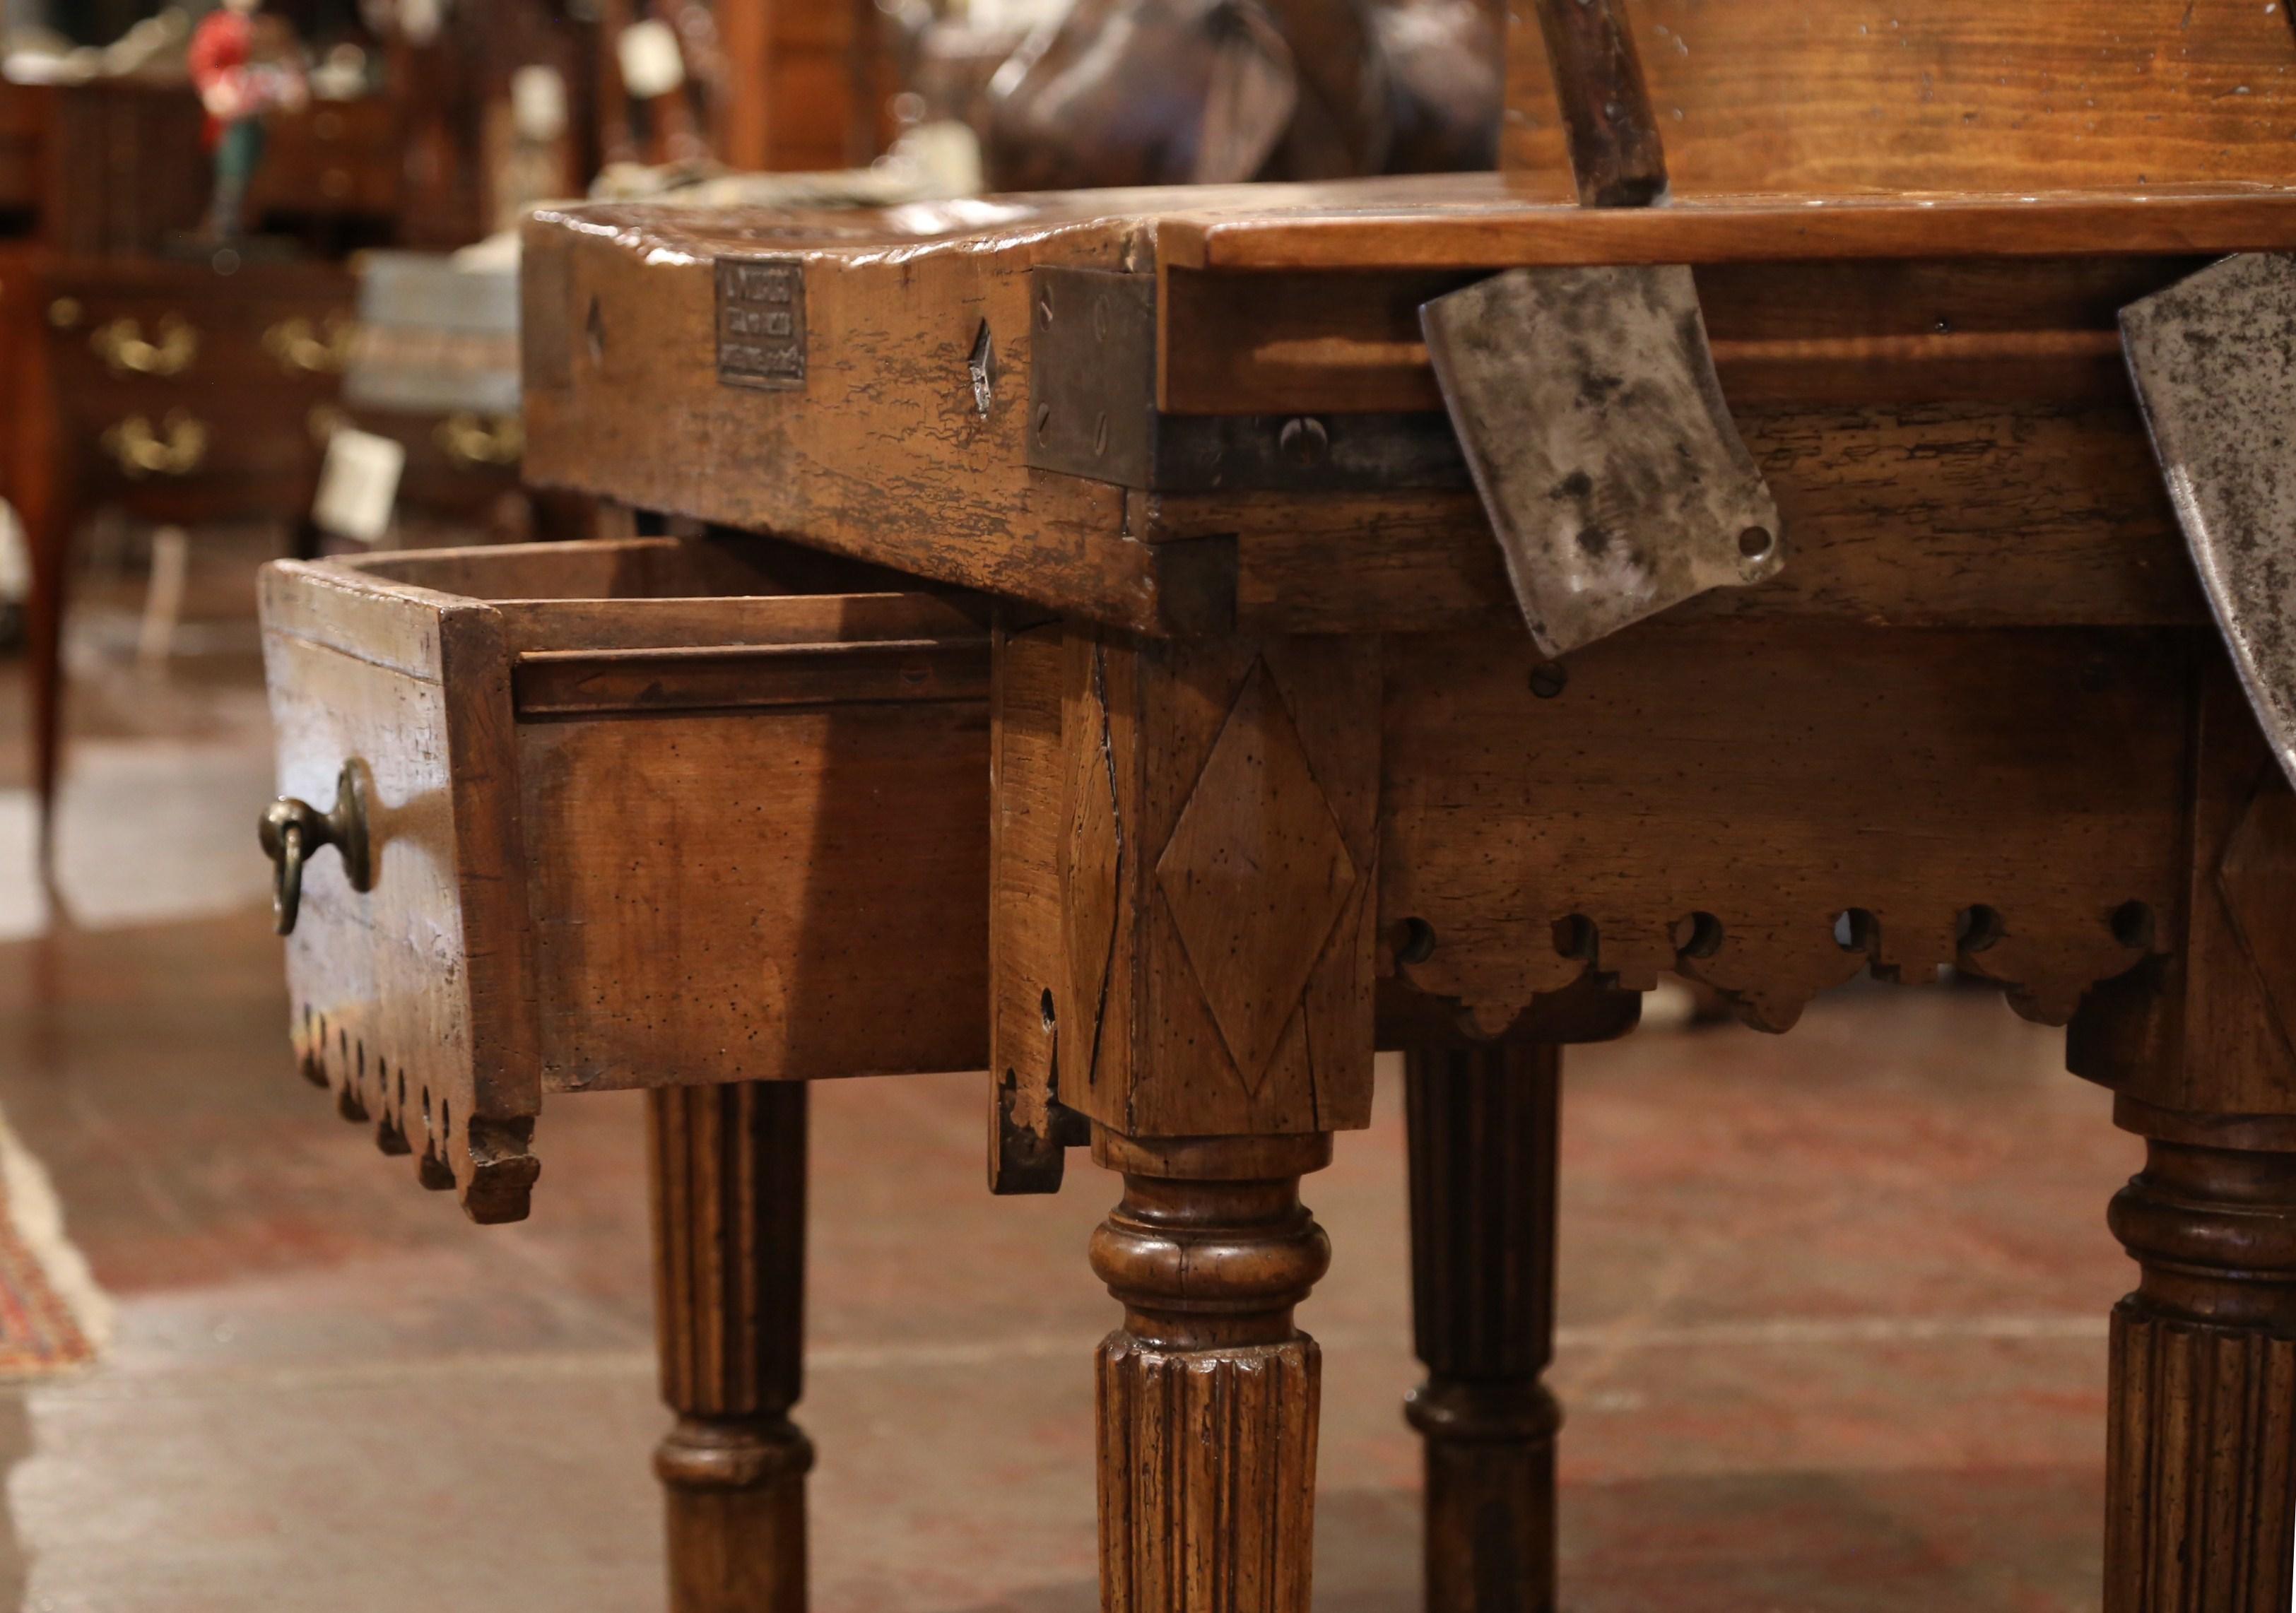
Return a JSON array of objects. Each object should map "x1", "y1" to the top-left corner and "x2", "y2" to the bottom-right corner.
[
  {"x1": 1422, "y1": 263, "x2": 1784, "y2": 658},
  {"x1": 2124, "y1": 251, "x2": 2296, "y2": 791}
]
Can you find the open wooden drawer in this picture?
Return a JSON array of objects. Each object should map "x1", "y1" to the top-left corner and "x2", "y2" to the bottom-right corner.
[{"x1": 259, "y1": 536, "x2": 991, "y2": 1222}]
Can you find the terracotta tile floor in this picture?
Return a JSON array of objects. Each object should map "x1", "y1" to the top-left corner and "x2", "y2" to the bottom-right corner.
[{"x1": 0, "y1": 586, "x2": 2140, "y2": 1610}]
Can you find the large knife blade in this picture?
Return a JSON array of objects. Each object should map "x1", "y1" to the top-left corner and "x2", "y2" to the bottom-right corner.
[
  {"x1": 1423, "y1": 262, "x2": 1784, "y2": 659},
  {"x1": 2124, "y1": 252, "x2": 2296, "y2": 788}
]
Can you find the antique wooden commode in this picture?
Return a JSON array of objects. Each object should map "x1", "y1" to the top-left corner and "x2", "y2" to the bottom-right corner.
[{"x1": 257, "y1": 6, "x2": 2296, "y2": 1610}]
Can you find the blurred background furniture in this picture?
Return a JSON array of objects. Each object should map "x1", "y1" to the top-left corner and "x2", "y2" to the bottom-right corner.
[
  {"x1": 3, "y1": 0, "x2": 603, "y2": 859},
  {"x1": 336, "y1": 244, "x2": 596, "y2": 549},
  {"x1": 0, "y1": 80, "x2": 43, "y2": 231},
  {"x1": 23, "y1": 255, "x2": 353, "y2": 851}
]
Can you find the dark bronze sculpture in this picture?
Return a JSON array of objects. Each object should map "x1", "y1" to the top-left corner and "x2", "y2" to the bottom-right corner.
[{"x1": 971, "y1": 0, "x2": 1502, "y2": 191}]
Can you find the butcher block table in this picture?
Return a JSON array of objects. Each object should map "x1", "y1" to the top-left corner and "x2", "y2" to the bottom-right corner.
[{"x1": 257, "y1": 172, "x2": 2296, "y2": 1612}]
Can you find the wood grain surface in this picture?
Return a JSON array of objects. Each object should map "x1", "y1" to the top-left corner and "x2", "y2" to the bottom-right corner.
[
  {"x1": 650, "y1": 1082, "x2": 813, "y2": 1613},
  {"x1": 1528, "y1": 0, "x2": 1666, "y2": 206},
  {"x1": 1158, "y1": 256, "x2": 2197, "y2": 415},
  {"x1": 262, "y1": 538, "x2": 991, "y2": 1220},
  {"x1": 2102, "y1": 1137, "x2": 2296, "y2": 1612},
  {"x1": 1406, "y1": 1042, "x2": 1565, "y2": 1613},
  {"x1": 520, "y1": 201, "x2": 1231, "y2": 637},
  {"x1": 1053, "y1": 630, "x2": 1379, "y2": 1139},
  {"x1": 261, "y1": 560, "x2": 542, "y2": 1224},
  {"x1": 1158, "y1": 184, "x2": 2296, "y2": 271},
  {"x1": 522, "y1": 183, "x2": 2279, "y2": 637},
  {"x1": 1090, "y1": 1130, "x2": 1333, "y2": 1613},
  {"x1": 1148, "y1": 398, "x2": 2206, "y2": 637},
  {"x1": 519, "y1": 694, "x2": 988, "y2": 1093},
  {"x1": 1382, "y1": 621, "x2": 2194, "y2": 1035},
  {"x1": 1504, "y1": 1, "x2": 2296, "y2": 196},
  {"x1": 2073, "y1": 656, "x2": 2296, "y2": 1124},
  {"x1": 988, "y1": 618, "x2": 1079, "y2": 1193}
]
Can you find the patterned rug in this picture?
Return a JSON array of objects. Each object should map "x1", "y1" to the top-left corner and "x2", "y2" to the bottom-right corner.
[{"x1": 0, "y1": 1105, "x2": 107, "y2": 1376}]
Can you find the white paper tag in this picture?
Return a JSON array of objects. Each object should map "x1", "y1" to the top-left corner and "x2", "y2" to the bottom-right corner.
[
  {"x1": 618, "y1": 20, "x2": 686, "y2": 100},
  {"x1": 510, "y1": 64, "x2": 569, "y2": 142},
  {"x1": 312, "y1": 427, "x2": 405, "y2": 545}
]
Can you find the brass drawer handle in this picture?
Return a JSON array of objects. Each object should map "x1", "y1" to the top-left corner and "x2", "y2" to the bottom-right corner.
[
  {"x1": 101, "y1": 411, "x2": 209, "y2": 478},
  {"x1": 260, "y1": 764, "x2": 372, "y2": 936},
  {"x1": 90, "y1": 314, "x2": 198, "y2": 376},
  {"x1": 435, "y1": 411, "x2": 523, "y2": 468},
  {"x1": 264, "y1": 314, "x2": 355, "y2": 376}
]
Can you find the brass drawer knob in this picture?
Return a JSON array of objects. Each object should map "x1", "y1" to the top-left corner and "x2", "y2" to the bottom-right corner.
[
  {"x1": 259, "y1": 763, "x2": 372, "y2": 936},
  {"x1": 435, "y1": 411, "x2": 524, "y2": 468},
  {"x1": 263, "y1": 313, "x2": 355, "y2": 376},
  {"x1": 90, "y1": 314, "x2": 198, "y2": 376},
  {"x1": 101, "y1": 411, "x2": 208, "y2": 478}
]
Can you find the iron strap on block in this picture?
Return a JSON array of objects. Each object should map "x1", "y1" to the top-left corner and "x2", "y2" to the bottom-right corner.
[{"x1": 1024, "y1": 266, "x2": 1468, "y2": 495}]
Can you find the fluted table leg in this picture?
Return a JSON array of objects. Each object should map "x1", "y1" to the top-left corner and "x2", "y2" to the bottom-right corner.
[
  {"x1": 2105, "y1": 1133, "x2": 2296, "y2": 1612},
  {"x1": 649, "y1": 1082, "x2": 813, "y2": 1613},
  {"x1": 1090, "y1": 1130, "x2": 1334, "y2": 1613},
  {"x1": 1405, "y1": 1042, "x2": 1563, "y2": 1613}
]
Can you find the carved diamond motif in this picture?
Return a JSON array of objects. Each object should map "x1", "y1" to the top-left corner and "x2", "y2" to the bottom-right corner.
[
  {"x1": 2218, "y1": 774, "x2": 2296, "y2": 1059},
  {"x1": 1156, "y1": 661, "x2": 1358, "y2": 1091}
]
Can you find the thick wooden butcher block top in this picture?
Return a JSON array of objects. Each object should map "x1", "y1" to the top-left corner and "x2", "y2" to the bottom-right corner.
[{"x1": 519, "y1": 174, "x2": 2296, "y2": 638}]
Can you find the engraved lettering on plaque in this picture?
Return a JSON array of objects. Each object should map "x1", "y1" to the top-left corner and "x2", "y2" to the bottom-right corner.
[{"x1": 716, "y1": 258, "x2": 807, "y2": 390}]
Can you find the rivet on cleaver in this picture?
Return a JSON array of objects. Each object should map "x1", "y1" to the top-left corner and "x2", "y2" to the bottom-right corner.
[{"x1": 1422, "y1": 264, "x2": 1784, "y2": 658}]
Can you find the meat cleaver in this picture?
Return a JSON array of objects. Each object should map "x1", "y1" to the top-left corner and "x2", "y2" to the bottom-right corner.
[
  {"x1": 1419, "y1": 0, "x2": 1783, "y2": 658},
  {"x1": 1422, "y1": 263, "x2": 1784, "y2": 658},
  {"x1": 2124, "y1": 252, "x2": 2296, "y2": 789}
]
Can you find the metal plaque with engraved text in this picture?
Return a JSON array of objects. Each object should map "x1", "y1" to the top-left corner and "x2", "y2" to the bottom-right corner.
[{"x1": 716, "y1": 258, "x2": 806, "y2": 390}]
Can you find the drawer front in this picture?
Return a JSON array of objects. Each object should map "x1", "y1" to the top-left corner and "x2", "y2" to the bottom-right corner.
[
  {"x1": 522, "y1": 690, "x2": 989, "y2": 1093},
  {"x1": 505, "y1": 589, "x2": 993, "y2": 1089},
  {"x1": 50, "y1": 281, "x2": 355, "y2": 400},
  {"x1": 50, "y1": 269, "x2": 353, "y2": 507},
  {"x1": 260, "y1": 565, "x2": 539, "y2": 1223},
  {"x1": 348, "y1": 407, "x2": 524, "y2": 516},
  {"x1": 262, "y1": 537, "x2": 994, "y2": 1217},
  {"x1": 75, "y1": 401, "x2": 324, "y2": 512},
  {"x1": 248, "y1": 100, "x2": 402, "y2": 218}
]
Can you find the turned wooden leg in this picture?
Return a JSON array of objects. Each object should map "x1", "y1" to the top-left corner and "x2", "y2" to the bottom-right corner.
[
  {"x1": 2105, "y1": 1133, "x2": 2296, "y2": 1612},
  {"x1": 1090, "y1": 1130, "x2": 1334, "y2": 1613},
  {"x1": 1405, "y1": 1042, "x2": 1562, "y2": 1613},
  {"x1": 649, "y1": 1082, "x2": 811, "y2": 1613}
]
